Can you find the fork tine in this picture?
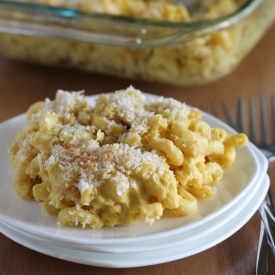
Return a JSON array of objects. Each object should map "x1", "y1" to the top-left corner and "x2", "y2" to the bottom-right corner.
[
  {"x1": 221, "y1": 100, "x2": 235, "y2": 129},
  {"x1": 249, "y1": 96, "x2": 257, "y2": 145},
  {"x1": 199, "y1": 104, "x2": 205, "y2": 112},
  {"x1": 235, "y1": 97, "x2": 244, "y2": 133},
  {"x1": 260, "y1": 95, "x2": 268, "y2": 147},
  {"x1": 210, "y1": 102, "x2": 219, "y2": 119}
]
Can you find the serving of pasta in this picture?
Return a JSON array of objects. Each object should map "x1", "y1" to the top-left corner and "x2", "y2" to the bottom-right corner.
[{"x1": 8, "y1": 86, "x2": 248, "y2": 229}]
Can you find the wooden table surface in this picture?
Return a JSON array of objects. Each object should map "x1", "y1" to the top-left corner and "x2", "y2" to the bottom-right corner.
[{"x1": 0, "y1": 22, "x2": 275, "y2": 275}]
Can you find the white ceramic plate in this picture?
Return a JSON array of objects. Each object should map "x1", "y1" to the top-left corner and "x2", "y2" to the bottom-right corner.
[
  {"x1": 0, "y1": 174, "x2": 269, "y2": 268},
  {"x1": 0, "y1": 93, "x2": 262, "y2": 245},
  {"x1": 1, "y1": 143, "x2": 267, "y2": 254}
]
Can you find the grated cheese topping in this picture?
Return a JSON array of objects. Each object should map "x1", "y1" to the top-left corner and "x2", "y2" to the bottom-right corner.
[
  {"x1": 105, "y1": 86, "x2": 151, "y2": 123},
  {"x1": 44, "y1": 90, "x2": 86, "y2": 113},
  {"x1": 147, "y1": 96, "x2": 190, "y2": 119}
]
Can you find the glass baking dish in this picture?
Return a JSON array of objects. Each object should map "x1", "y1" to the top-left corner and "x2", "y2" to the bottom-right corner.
[{"x1": 0, "y1": 0, "x2": 274, "y2": 86}]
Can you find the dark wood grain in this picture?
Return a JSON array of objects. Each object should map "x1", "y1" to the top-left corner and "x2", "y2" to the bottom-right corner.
[{"x1": 0, "y1": 22, "x2": 275, "y2": 275}]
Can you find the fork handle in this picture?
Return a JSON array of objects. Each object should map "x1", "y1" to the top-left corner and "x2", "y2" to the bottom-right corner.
[
  {"x1": 256, "y1": 220, "x2": 269, "y2": 275},
  {"x1": 258, "y1": 198, "x2": 275, "y2": 256}
]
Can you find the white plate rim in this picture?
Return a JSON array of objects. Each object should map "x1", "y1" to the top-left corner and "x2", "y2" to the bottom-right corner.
[{"x1": 0, "y1": 174, "x2": 269, "y2": 268}]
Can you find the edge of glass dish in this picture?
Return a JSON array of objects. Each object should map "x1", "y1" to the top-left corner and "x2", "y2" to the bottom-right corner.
[{"x1": 0, "y1": 0, "x2": 264, "y2": 47}]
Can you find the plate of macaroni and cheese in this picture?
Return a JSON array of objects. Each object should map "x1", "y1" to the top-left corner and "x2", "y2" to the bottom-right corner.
[{"x1": 0, "y1": 87, "x2": 266, "y2": 250}]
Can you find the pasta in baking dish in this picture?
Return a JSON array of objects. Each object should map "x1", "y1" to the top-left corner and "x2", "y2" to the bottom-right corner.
[{"x1": 8, "y1": 86, "x2": 248, "y2": 229}]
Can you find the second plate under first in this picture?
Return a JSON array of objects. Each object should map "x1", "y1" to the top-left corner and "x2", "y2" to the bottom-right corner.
[
  {"x1": 0, "y1": 174, "x2": 269, "y2": 268},
  {"x1": 0, "y1": 143, "x2": 268, "y2": 254}
]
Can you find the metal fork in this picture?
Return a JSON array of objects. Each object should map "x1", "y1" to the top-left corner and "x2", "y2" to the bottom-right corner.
[{"x1": 202, "y1": 96, "x2": 275, "y2": 274}]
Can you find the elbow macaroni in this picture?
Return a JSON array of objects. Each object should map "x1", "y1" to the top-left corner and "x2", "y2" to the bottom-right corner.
[{"x1": 8, "y1": 86, "x2": 248, "y2": 229}]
